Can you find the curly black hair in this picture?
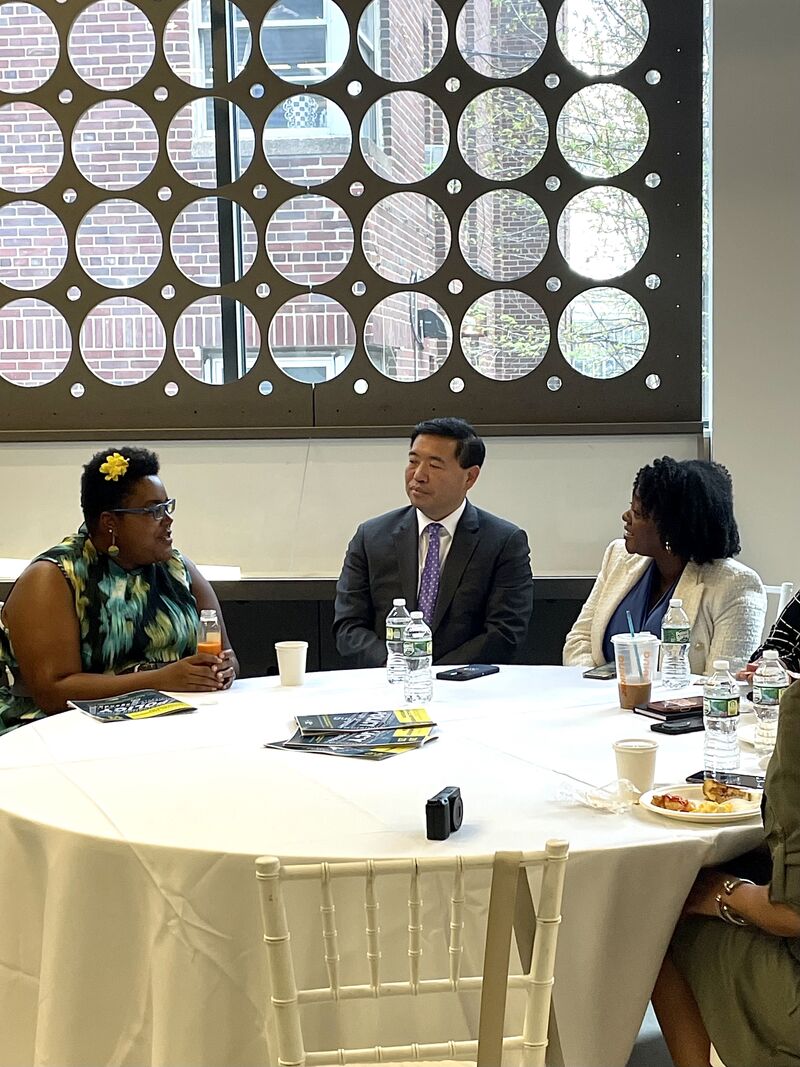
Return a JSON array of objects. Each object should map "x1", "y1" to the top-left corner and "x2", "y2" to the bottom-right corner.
[
  {"x1": 410, "y1": 417, "x2": 486, "y2": 469},
  {"x1": 633, "y1": 457, "x2": 741, "y2": 566},
  {"x1": 80, "y1": 447, "x2": 160, "y2": 531}
]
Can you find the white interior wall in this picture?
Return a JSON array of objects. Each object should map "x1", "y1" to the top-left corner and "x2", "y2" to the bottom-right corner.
[
  {"x1": 0, "y1": 436, "x2": 700, "y2": 576},
  {"x1": 711, "y1": 0, "x2": 800, "y2": 586}
]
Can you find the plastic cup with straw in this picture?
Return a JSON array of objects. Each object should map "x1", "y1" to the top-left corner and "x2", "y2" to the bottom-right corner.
[{"x1": 626, "y1": 609, "x2": 644, "y2": 682}]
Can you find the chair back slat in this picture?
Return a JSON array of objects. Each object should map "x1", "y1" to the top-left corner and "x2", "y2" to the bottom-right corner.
[
  {"x1": 448, "y1": 860, "x2": 465, "y2": 985},
  {"x1": 408, "y1": 862, "x2": 422, "y2": 988},
  {"x1": 255, "y1": 857, "x2": 307, "y2": 1067},
  {"x1": 256, "y1": 842, "x2": 569, "y2": 1067},
  {"x1": 365, "y1": 861, "x2": 381, "y2": 991},
  {"x1": 319, "y1": 863, "x2": 340, "y2": 994}
]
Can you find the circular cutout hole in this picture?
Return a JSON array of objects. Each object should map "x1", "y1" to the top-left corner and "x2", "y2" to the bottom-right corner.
[
  {"x1": 645, "y1": 172, "x2": 661, "y2": 188},
  {"x1": 459, "y1": 87, "x2": 548, "y2": 181},
  {"x1": 59, "y1": 89, "x2": 73, "y2": 104},
  {"x1": 558, "y1": 187, "x2": 648, "y2": 279},
  {"x1": 81, "y1": 297, "x2": 166, "y2": 385},
  {"x1": 174, "y1": 296, "x2": 260, "y2": 384},
  {"x1": 457, "y1": 0, "x2": 546, "y2": 78},
  {"x1": 172, "y1": 197, "x2": 257, "y2": 286},
  {"x1": 449, "y1": 377, "x2": 465, "y2": 392},
  {"x1": 250, "y1": 84, "x2": 264, "y2": 98},
  {"x1": 0, "y1": 299, "x2": 71, "y2": 387},
  {"x1": 0, "y1": 201, "x2": 68, "y2": 290},
  {"x1": 70, "y1": 382, "x2": 85, "y2": 397},
  {"x1": 354, "y1": 378, "x2": 369, "y2": 394},
  {"x1": 559, "y1": 287, "x2": 649, "y2": 378},
  {"x1": 0, "y1": 4, "x2": 58, "y2": 93},
  {"x1": 461, "y1": 189, "x2": 549, "y2": 281},
  {"x1": 544, "y1": 73, "x2": 560, "y2": 88},
  {"x1": 557, "y1": 85, "x2": 648, "y2": 179},
  {"x1": 164, "y1": 381, "x2": 179, "y2": 396},
  {"x1": 645, "y1": 273, "x2": 661, "y2": 289},
  {"x1": 158, "y1": 187, "x2": 172, "y2": 201},
  {"x1": 350, "y1": 181, "x2": 365, "y2": 197},
  {"x1": 0, "y1": 104, "x2": 64, "y2": 194},
  {"x1": 73, "y1": 99, "x2": 158, "y2": 191},
  {"x1": 253, "y1": 184, "x2": 267, "y2": 199},
  {"x1": 545, "y1": 176, "x2": 560, "y2": 191},
  {"x1": 352, "y1": 281, "x2": 367, "y2": 296},
  {"x1": 347, "y1": 80, "x2": 362, "y2": 96},
  {"x1": 258, "y1": 380, "x2": 273, "y2": 395},
  {"x1": 645, "y1": 70, "x2": 661, "y2": 85},
  {"x1": 69, "y1": 1, "x2": 156, "y2": 90},
  {"x1": 161, "y1": 284, "x2": 175, "y2": 299},
  {"x1": 366, "y1": 293, "x2": 451, "y2": 381},
  {"x1": 360, "y1": 0, "x2": 447, "y2": 80},
  {"x1": 67, "y1": 286, "x2": 81, "y2": 301},
  {"x1": 263, "y1": 0, "x2": 348, "y2": 84},
  {"x1": 266, "y1": 196, "x2": 353, "y2": 286},
  {"x1": 446, "y1": 77, "x2": 460, "y2": 92},
  {"x1": 153, "y1": 87, "x2": 168, "y2": 101},
  {"x1": 256, "y1": 283, "x2": 270, "y2": 298},
  {"x1": 361, "y1": 92, "x2": 449, "y2": 183},
  {"x1": 269, "y1": 295, "x2": 355, "y2": 383},
  {"x1": 556, "y1": 0, "x2": 649, "y2": 77},
  {"x1": 169, "y1": 99, "x2": 254, "y2": 187},
  {"x1": 645, "y1": 373, "x2": 660, "y2": 389},
  {"x1": 447, "y1": 179, "x2": 462, "y2": 195},
  {"x1": 546, "y1": 277, "x2": 561, "y2": 292},
  {"x1": 264, "y1": 95, "x2": 351, "y2": 186},
  {"x1": 363, "y1": 192, "x2": 450, "y2": 283},
  {"x1": 62, "y1": 188, "x2": 77, "y2": 203},
  {"x1": 462, "y1": 289, "x2": 549, "y2": 380},
  {"x1": 77, "y1": 199, "x2": 161, "y2": 288},
  {"x1": 546, "y1": 376, "x2": 561, "y2": 391},
  {"x1": 448, "y1": 279, "x2": 463, "y2": 294}
]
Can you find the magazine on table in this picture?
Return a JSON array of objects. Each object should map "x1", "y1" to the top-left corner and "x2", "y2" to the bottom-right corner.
[
  {"x1": 68, "y1": 689, "x2": 196, "y2": 722},
  {"x1": 294, "y1": 707, "x2": 434, "y2": 736},
  {"x1": 266, "y1": 716, "x2": 439, "y2": 760}
]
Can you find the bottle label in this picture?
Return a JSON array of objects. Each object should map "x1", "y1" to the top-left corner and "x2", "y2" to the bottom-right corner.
[
  {"x1": 703, "y1": 697, "x2": 740, "y2": 717},
  {"x1": 662, "y1": 626, "x2": 691, "y2": 644},
  {"x1": 752, "y1": 684, "x2": 786, "y2": 705},
  {"x1": 386, "y1": 626, "x2": 405, "y2": 641},
  {"x1": 403, "y1": 639, "x2": 432, "y2": 657}
]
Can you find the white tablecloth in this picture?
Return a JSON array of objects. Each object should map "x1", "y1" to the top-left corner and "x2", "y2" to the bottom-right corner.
[{"x1": 0, "y1": 667, "x2": 765, "y2": 1066}]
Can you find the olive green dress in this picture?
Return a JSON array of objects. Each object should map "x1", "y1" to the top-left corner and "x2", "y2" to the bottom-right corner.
[
  {"x1": 0, "y1": 528, "x2": 200, "y2": 733},
  {"x1": 670, "y1": 681, "x2": 800, "y2": 1065}
]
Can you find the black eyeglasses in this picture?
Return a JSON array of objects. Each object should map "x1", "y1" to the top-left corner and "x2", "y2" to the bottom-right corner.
[{"x1": 111, "y1": 498, "x2": 176, "y2": 520}]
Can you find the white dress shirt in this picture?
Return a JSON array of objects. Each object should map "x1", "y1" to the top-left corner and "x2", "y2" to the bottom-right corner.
[{"x1": 415, "y1": 499, "x2": 467, "y2": 592}]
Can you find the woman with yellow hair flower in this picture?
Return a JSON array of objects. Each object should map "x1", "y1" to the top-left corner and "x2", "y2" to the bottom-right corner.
[{"x1": 0, "y1": 447, "x2": 238, "y2": 731}]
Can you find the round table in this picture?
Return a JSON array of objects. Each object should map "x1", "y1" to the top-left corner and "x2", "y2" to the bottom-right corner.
[{"x1": 0, "y1": 667, "x2": 764, "y2": 1067}]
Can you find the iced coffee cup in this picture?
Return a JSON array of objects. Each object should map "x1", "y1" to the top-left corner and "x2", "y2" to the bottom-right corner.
[{"x1": 610, "y1": 633, "x2": 659, "y2": 710}]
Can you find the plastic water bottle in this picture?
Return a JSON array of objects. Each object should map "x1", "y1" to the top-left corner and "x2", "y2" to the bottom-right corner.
[
  {"x1": 385, "y1": 598, "x2": 411, "y2": 685},
  {"x1": 661, "y1": 598, "x2": 691, "y2": 689},
  {"x1": 752, "y1": 649, "x2": 789, "y2": 756},
  {"x1": 703, "y1": 659, "x2": 740, "y2": 773},
  {"x1": 403, "y1": 611, "x2": 433, "y2": 704}
]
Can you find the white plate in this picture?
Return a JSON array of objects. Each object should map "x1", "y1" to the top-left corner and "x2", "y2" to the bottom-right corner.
[{"x1": 639, "y1": 783, "x2": 762, "y2": 823}]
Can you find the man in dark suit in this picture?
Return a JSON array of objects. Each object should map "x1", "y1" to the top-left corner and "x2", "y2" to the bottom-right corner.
[{"x1": 333, "y1": 417, "x2": 534, "y2": 667}]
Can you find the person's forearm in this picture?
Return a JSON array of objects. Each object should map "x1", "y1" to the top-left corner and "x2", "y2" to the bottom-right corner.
[
  {"x1": 728, "y1": 882, "x2": 800, "y2": 937},
  {"x1": 33, "y1": 670, "x2": 168, "y2": 714}
]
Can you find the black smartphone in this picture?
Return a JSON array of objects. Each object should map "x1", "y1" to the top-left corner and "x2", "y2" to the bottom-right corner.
[
  {"x1": 650, "y1": 718, "x2": 705, "y2": 735},
  {"x1": 582, "y1": 662, "x2": 617, "y2": 680},
  {"x1": 686, "y1": 770, "x2": 765, "y2": 788},
  {"x1": 435, "y1": 664, "x2": 499, "y2": 681}
]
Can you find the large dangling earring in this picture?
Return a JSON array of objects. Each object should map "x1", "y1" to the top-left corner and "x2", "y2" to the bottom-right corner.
[{"x1": 107, "y1": 528, "x2": 120, "y2": 557}]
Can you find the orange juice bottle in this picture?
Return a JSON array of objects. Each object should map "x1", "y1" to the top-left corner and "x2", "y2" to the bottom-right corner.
[{"x1": 197, "y1": 609, "x2": 222, "y2": 656}]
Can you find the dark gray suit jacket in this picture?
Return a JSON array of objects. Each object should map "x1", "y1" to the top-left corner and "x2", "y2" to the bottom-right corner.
[{"x1": 333, "y1": 501, "x2": 534, "y2": 667}]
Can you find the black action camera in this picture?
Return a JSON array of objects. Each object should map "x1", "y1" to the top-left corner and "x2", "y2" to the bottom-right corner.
[{"x1": 426, "y1": 786, "x2": 463, "y2": 840}]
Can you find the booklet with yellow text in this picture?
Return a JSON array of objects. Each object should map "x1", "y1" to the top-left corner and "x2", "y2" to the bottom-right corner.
[
  {"x1": 68, "y1": 689, "x2": 196, "y2": 722},
  {"x1": 294, "y1": 707, "x2": 434, "y2": 736}
]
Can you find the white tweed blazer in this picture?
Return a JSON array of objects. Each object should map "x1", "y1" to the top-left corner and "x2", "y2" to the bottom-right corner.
[{"x1": 563, "y1": 539, "x2": 767, "y2": 675}]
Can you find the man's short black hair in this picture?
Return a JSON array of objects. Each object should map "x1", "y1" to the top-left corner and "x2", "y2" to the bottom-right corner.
[
  {"x1": 410, "y1": 417, "x2": 486, "y2": 469},
  {"x1": 633, "y1": 456, "x2": 741, "y2": 565},
  {"x1": 81, "y1": 446, "x2": 160, "y2": 531}
]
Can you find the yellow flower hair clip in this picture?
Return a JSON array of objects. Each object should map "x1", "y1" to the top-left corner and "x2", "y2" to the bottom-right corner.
[{"x1": 99, "y1": 452, "x2": 129, "y2": 482}]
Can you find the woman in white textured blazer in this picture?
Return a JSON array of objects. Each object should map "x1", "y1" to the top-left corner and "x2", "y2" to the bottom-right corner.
[{"x1": 563, "y1": 458, "x2": 766, "y2": 676}]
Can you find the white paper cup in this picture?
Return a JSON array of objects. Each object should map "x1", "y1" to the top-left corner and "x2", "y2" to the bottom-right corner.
[
  {"x1": 275, "y1": 641, "x2": 308, "y2": 686},
  {"x1": 613, "y1": 737, "x2": 658, "y2": 794}
]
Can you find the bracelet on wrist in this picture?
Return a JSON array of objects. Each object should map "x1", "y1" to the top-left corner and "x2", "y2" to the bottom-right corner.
[{"x1": 715, "y1": 876, "x2": 755, "y2": 927}]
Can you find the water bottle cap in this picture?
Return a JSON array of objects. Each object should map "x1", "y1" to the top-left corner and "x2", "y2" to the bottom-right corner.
[
  {"x1": 668, "y1": 598, "x2": 683, "y2": 607},
  {"x1": 763, "y1": 649, "x2": 780, "y2": 660},
  {"x1": 200, "y1": 609, "x2": 218, "y2": 621},
  {"x1": 392, "y1": 598, "x2": 406, "y2": 606},
  {"x1": 712, "y1": 659, "x2": 729, "y2": 669},
  {"x1": 409, "y1": 611, "x2": 423, "y2": 619}
]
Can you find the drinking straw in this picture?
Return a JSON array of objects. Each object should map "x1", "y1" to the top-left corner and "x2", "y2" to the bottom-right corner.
[{"x1": 626, "y1": 609, "x2": 644, "y2": 681}]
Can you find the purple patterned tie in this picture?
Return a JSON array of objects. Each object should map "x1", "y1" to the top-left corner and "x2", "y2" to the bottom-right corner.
[{"x1": 418, "y1": 523, "x2": 443, "y2": 626}]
